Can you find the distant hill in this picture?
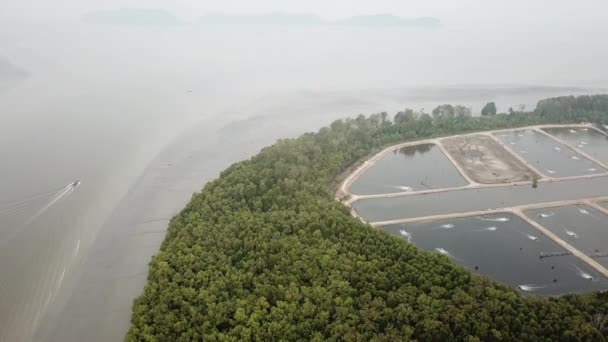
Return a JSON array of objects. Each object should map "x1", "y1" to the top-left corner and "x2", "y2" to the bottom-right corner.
[
  {"x1": 335, "y1": 14, "x2": 441, "y2": 28},
  {"x1": 82, "y1": 8, "x2": 181, "y2": 27},
  {"x1": 0, "y1": 57, "x2": 28, "y2": 93},
  {"x1": 0, "y1": 57, "x2": 27, "y2": 80},
  {"x1": 199, "y1": 12, "x2": 441, "y2": 29},
  {"x1": 200, "y1": 12, "x2": 324, "y2": 27}
]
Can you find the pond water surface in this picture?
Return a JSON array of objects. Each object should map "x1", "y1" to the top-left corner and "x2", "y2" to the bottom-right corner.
[
  {"x1": 353, "y1": 176, "x2": 608, "y2": 222},
  {"x1": 349, "y1": 143, "x2": 468, "y2": 195},
  {"x1": 525, "y1": 205, "x2": 608, "y2": 268},
  {"x1": 494, "y1": 129, "x2": 605, "y2": 177},
  {"x1": 382, "y1": 213, "x2": 608, "y2": 296},
  {"x1": 542, "y1": 127, "x2": 608, "y2": 165}
]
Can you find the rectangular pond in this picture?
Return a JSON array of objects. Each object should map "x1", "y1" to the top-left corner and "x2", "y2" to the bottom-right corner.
[
  {"x1": 494, "y1": 129, "x2": 605, "y2": 178},
  {"x1": 524, "y1": 205, "x2": 608, "y2": 268},
  {"x1": 442, "y1": 134, "x2": 537, "y2": 184},
  {"x1": 382, "y1": 213, "x2": 608, "y2": 296},
  {"x1": 542, "y1": 127, "x2": 608, "y2": 165},
  {"x1": 352, "y1": 176, "x2": 608, "y2": 222},
  {"x1": 348, "y1": 143, "x2": 468, "y2": 196}
]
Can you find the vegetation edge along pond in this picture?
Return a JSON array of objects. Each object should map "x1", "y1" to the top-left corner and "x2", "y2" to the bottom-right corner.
[{"x1": 127, "y1": 95, "x2": 608, "y2": 341}]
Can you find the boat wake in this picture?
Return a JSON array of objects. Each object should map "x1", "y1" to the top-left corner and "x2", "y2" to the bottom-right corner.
[
  {"x1": 24, "y1": 183, "x2": 78, "y2": 225},
  {"x1": 0, "y1": 181, "x2": 80, "y2": 245}
]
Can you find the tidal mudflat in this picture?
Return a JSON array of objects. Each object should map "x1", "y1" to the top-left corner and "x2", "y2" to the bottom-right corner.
[
  {"x1": 348, "y1": 143, "x2": 468, "y2": 195},
  {"x1": 382, "y1": 213, "x2": 608, "y2": 296},
  {"x1": 494, "y1": 129, "x2": 605, "y2": 178}
]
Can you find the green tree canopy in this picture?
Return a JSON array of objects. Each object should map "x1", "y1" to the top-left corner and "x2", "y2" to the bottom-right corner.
[
  {"x1": 127, "y1": 94, "x2": 608, "y2": 341},
  {"x1": 481, "y1": 101, "x2": 497, "y2": 116}
]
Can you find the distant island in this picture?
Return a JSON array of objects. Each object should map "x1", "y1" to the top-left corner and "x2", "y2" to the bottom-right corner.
[
  {"x1": 81, "y1": 9, "x2": 440, "y2": 29},
  {"x1": 199, "y1": 12, "x2": 441, "y2": 29},
  {"x1": 0, "y1": 57, "x2": 27, "y2": 80},
  {"x1": 82, "y1": 8, "x2": 181, "y2": 27},
  {"x1": 0, "y1": 57, "x2": 28, "y2": 93}
]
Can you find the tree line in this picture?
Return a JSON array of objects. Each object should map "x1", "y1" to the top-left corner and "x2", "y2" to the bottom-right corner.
[{"x1": 127, "y1": 94, "x2": 608, "y2": 341}]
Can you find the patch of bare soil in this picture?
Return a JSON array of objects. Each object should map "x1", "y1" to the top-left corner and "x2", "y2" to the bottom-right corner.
[{"x1": 442, "y1": 135, "x2": 538, "y2": 184}]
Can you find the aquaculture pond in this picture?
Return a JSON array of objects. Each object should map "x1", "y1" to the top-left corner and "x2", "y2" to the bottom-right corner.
[
  {"x1": 348, "y1": 143, "x2": 468, "y2": 196},
  {"x1": 525, "y1": 205, "x2": 608, "y2": 268},
  {"x1": 494, "y1": 129, "x2": 605, "y2": 178},
  {"x1": 542, "y1": 127, "x2": 608, "y2": 165},
  {"x1": 383, "y1": 213, "x2": 608, "y2": 296},
  {"x1": 353, "y1": 175, "x2": 608, "y2": 223}
]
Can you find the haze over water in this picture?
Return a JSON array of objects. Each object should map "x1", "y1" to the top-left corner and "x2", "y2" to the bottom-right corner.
[{"x1": 2, "y1": 1, "x2": 608, "y2": 340}]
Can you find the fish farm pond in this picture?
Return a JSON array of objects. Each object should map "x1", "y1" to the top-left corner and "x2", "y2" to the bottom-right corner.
[{"x1": 341, "y1": 124, "x2": 608, "y2": 296}]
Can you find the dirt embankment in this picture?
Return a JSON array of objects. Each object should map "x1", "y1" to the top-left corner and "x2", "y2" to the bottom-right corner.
[{"x1": 442, "y1": 135, "x2": 538, "y2": 184}]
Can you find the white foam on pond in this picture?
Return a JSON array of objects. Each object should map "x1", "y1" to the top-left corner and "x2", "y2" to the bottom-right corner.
[
  {"x1": 538, "y1": 212, "x2": 555, "y2": 218},
  {"x1": 440, "y1": 223, "x2": 455, "y2": 229},
  {"x1": 546, "y1": 169, "x2": 556, "y2": 174},
  {"x1": 571, "y1": 156, "x2": 580, "y2": 160},
  {"x1": 392, "y1": 185, "x2": 413, "y2": 192},
  {"x1": 569, "y1": 129, "x2": 578, "y2": 133},
  {"x1": 483, "y1": 226, "x2": 498, "y2": 232},
  {"x1": 399, "y1": 230, "x2": 412, "y2": 242},
  {"x1": 517, "y1": 284, "x2": 545, "y2": 292},
  {"x1": 579, "y1": 208, "x2": 590, "y2": 215},
  {"x1": 525, "y1": 234, "x2": 539, "y2": 241},
  {"x1": 435, "y1": 248, "x2": 450, "y2": 256},
  {"x1": 564, "y1": 228, "x2": 579, "y2": 239},
  {"x1": 479, "y1": 217, "x2": 510, "y2": 222},
  {"x1": 553, "y1": 146, "x2": 562, "y2": 152},
  {"x1": 574, "y1": 265, "x2": 594, "y2": 281}
]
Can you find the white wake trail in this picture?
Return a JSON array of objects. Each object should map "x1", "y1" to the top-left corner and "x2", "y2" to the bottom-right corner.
[{"x1": 24, "y1": 185, "x2": 74, "y2": 225}]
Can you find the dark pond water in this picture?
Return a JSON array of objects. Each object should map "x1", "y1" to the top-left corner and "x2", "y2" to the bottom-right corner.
[
  {"x1": 494, "y1": 129, "x2": 605, "y2": 177},
  {"x1": 349, "y1": 144, "x2": 468, "y2": 195},
  {"x1": 353, "y1": 176, "x2": 608, "y2": 222},
  {"x1": 382, "y1": 213, "x2": 608, "y2": 296},
  {"x1": 542, "y1": 127, "x2": 608, "y2": 165},
  {"x1": 525, "y1": 205, "x2": 608, "y2": 268}
]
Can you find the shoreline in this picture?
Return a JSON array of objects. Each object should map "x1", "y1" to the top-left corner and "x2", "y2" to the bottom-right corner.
[{"x1": 34, "y1": 119, "x2": 229, "y2": 341}]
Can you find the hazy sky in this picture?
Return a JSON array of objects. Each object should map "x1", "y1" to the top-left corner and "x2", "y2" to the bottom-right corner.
[
  {"x1": 2, "y1": 0, "x2": 608, "y2": 89},
  {"x1": 3, "y1": 0, "x2": 608, "y2": 25}
]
